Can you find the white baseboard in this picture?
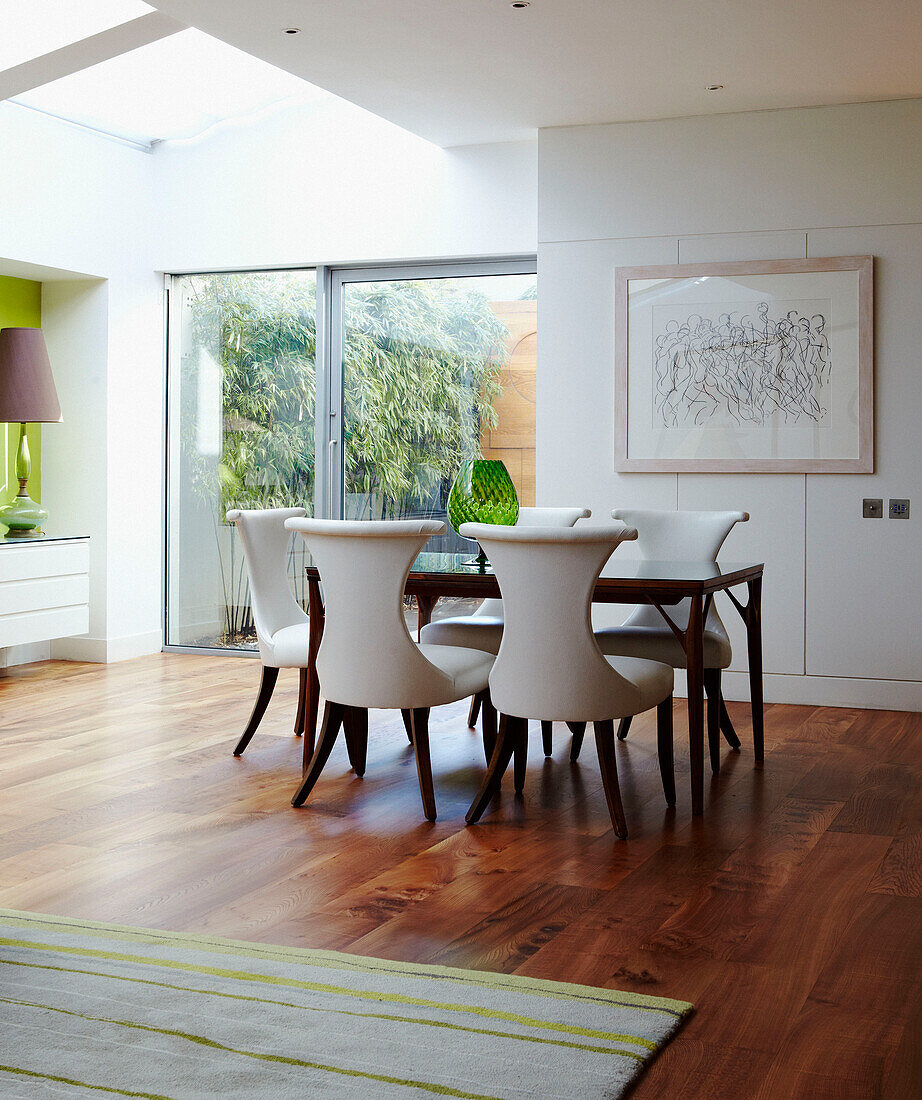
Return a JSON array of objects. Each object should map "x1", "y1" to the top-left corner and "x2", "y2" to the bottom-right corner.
[
  {"x1": 50, "y1": 630, "x2": 162, "y2": 664},
  {"x1": 674, "y1": 669, "x2": 922, "y2": 711},
  {"x1": 105, "y1": 630, "x2": 163, "y2": 663}
]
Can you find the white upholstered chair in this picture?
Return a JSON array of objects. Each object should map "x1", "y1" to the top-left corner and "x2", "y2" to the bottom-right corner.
[
  {"x1": 419, "y1": 505, "x2": 590, "y2": 752},
  {"x1": 460, "y1": 522, "x2": 675, "y2": 838},
  {"x1": 284, "y1": 518, "x2": 495, "y2": 821},
  {"x1": 225, "y1": 507, "x2": 312, "y2": 756},
  {"x1": 595, "y1": 509, "x2": 749, "y2": 773}
]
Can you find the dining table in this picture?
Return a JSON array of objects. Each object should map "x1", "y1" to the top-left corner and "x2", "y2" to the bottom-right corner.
[{"x1": 302, "y1": 553, "x2": 765, "y2": 816}]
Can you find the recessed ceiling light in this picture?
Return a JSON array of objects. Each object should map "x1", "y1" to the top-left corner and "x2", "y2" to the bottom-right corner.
[
  {"x1": 283, "y1": 27, "x2": 301, "y2": 35},
  {"x1": 706, "y1": 84, "x2": 724, "y2": 91}
]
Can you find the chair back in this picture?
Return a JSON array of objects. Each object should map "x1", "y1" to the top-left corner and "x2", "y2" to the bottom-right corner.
[
  {"x1": 476, "y1": 505, "x2": 590, "y2": 618},
  {"x1": 225, "y1": 507, "x2": 308, "y2": 662},
  {"x1": 460, "y1": 522, "x2": 645, "y2": 721},
  {"x1": 285, "y1": 518, "x2": 456, "y2": 709},
  {"x1": 611, "y1": 509, "x2": 748, "y2": 632},
  {"x1": 518, "y1": 506, "x2": 590, "y2": 527}
]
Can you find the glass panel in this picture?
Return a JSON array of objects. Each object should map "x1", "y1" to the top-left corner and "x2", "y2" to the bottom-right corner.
[
  {"x1": 0, "y1": 0, "x2": 152, "y2": 71},
  {"x1": 340, "y1": 272, "x2": 537, "y2": 557},
  {"x1": 166, "y1": 270, "x2": 316, "y2": 650},
  {"x1": 14, "y1": 28, "x2": 323, "y2": 146}
]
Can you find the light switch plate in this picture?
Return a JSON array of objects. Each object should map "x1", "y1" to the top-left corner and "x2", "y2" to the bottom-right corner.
[
  {"x1": 889, "y1": 498, "x2": 910, "y2": 519},
  {"x1": 863, "y1": 498, "x2": 883, "y2": 518}
]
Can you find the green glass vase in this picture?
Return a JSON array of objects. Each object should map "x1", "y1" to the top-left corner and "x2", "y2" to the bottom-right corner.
[{"x1": 447, "y1": 459, "x2": 519, "y2": 570}]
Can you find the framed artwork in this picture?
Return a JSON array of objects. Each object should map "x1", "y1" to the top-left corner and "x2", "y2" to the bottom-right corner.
[{"x1": 614, "y1": 255, "x2": 873, "y2": 472}]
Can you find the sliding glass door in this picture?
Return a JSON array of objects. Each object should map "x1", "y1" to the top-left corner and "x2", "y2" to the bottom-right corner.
[
  {"x1": 165, "y1": 259, "x2": 536, "y2": 651},
  {"x1": 165, "y1": 270, "x2": 317, "y2": 650}
]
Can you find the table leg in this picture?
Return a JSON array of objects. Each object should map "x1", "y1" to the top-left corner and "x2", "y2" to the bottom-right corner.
[
  {"x1": 416, "y1": 594, "x2": 437, "y2": 641},
  {"x1": 746, "y1": 575, "x2": 764, "y2": 763},
  {"x1": 686, "y1": 592, "x2": 705, "y2": 816},
  {"x1": 303, "y1": 578, "x2": 324, "y2": 768}
]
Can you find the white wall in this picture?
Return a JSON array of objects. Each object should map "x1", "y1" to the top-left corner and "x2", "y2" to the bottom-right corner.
[
  {"x1": 0, "y1": 103, "x2": 164, "y2": 663},
  {"x1": 537, "y1": 99, "x2": 922, "y2": 710},
  {"x1": 152, "y1": 96, "x2": 537, "y2": 270}
]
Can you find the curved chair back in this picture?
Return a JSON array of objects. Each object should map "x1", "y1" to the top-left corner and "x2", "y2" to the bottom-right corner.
[
  {"x1": 611, "y1": 509, "x2": 748, "y2": 633},
  {"x1": 476, "y1": 505, "x2": 590, "y2": 618},
  {"x1": 460, "y1": 522, "x2": 643, "y2": 721},
  {"x1": 518, "y1": 506, "x2": 590, "y2": 527},
  {"x1": 285, "y1": 518, "x2": 456, "y2": 709},
  {"x1": 225, "y1": 507, "x2": 308, "y2": 664}
]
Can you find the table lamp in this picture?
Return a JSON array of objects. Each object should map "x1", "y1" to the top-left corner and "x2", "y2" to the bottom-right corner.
[
  {"x1": 447, "y1": 458, "x2": 519, "y2": 570},
  {"x1": 0, "y1": 327, "x2": 62, "y2": 538}
]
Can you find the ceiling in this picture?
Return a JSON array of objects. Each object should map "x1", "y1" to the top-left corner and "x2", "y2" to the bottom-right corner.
[{"x1": 141, "y1": 0, "x2": 922, "y2": 146}]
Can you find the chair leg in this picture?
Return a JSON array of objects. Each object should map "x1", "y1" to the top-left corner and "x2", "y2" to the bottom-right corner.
[
  {"x1": 514, "y1": 719, "x2": 528, "y2": 793},
  {"x1": 410, "y1": 708, "x2": 436, "y2": 822},
  {"x1": 480, "y1": 691, "x2": 497, "y2": 765},
  {"x1": 291, "y1": 701, "x2": 345, "y2": 807},
  {"x1": 719, "y1": 692, "x2": 742, "y2": 750},
  {"x1": 293, "y1": 667, "x2": 307, "y2": 736},
  {"x1": 466, "y1": 713, "x2": 520, "y2": 824},
  {"x1": 343, "y1": 707, "x2": 368, "y2": 778},
  {"x1": 401, "y1": 709, "x2": 414, "y2": 743},
  {"x1": 594, "y1": 720, "x2": 628, "y2": 839},
  {"x1": 617, "y1": 715, "x2": 632, "y2": 741},
  {"x1": 656, "y1": 696, "x2": 676, "y2": 806},
  {"x1": 541, "y1": 720, "x2": 553, "y2": 757},
  {"x1": 567, "y1": 721, "x2": 586, "y2": 762},
  {"x1": 704, "y1": 669, "x2": 722, "y2": 775},
  {"x1": 233, "y1": 666, "x2": 279, "y2": 756},
  {"x1": 467, "y1": 694, "x2": 481, "y2": 729}
]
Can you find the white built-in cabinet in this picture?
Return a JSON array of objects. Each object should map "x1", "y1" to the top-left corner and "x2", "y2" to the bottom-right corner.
[{"x1": 0, "y1": 535, "x2": 89, "y2": 648}]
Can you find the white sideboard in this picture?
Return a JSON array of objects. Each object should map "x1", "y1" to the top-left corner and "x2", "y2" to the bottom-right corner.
[{"x1": 0, "y1": 535, "x2": 90, "y2": 648}]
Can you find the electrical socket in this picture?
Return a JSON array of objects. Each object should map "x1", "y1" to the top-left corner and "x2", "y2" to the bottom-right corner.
[
  {"x1": 863, "y1": 498, "x2": 883, "y2": 518},
  {"x1": 889, "y1": 498, "x2": 910, "y2": 519}
]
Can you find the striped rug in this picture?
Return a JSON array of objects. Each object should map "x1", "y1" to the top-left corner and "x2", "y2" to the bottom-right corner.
[{"x1": 0, "y1": 909, "x2": 691, "y2": 1099}]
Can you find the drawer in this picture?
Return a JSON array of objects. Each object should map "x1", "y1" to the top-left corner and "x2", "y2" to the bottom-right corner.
[
  {"x1": 0, "y1": 541, "x2": 90, "y2": 584},
  {"x1": 0, "y1": 605, "x2": 89, "y2": 648},
  {"x1": 0, "y1": 574, "x2": 89, "y2": 615}
]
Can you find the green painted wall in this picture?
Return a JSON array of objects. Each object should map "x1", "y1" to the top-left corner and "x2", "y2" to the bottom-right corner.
[{"x1": 0, "y1": 275, "x2": 43, "y2": 508}]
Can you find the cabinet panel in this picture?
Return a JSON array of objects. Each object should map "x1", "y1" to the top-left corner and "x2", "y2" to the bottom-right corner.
[
  {"x1": 0, "y1": 605, "x2": 89, "y2": 648},
  {"x1": 0, "y1": 541, "x2": 89, "y2": 583}
]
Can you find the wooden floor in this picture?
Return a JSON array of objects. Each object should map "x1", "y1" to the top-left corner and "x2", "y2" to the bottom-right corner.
[{"x1": 1, "y1": 654, "x2": 920, "y2": 1098}]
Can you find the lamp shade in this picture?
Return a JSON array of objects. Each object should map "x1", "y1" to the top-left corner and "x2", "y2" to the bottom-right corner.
[{"x1": 0, "y1": 327, "x2": 62, "y2": 423}]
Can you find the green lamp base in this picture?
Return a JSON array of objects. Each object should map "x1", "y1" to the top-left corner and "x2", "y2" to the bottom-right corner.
[
  {"x1": 1, "y1": 424, "x2": 47, "y2": 537},
  {"x1": 0, "y1": 481, "x2": 48, "y2": 538}
]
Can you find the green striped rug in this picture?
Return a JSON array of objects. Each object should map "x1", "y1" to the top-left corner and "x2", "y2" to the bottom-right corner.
[{"x1": 0, "y1": 909, "x2": 691, "y2": 1099}]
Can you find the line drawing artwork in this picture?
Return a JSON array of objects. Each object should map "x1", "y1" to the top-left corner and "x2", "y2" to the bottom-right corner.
[{"x1": 652, "y1": 300, "x2": 832, "y2": 428}]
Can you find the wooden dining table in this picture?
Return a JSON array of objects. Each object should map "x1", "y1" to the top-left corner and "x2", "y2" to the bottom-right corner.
[{"x1": 303, "y1": 554, "x2": 765, "y2": 816}]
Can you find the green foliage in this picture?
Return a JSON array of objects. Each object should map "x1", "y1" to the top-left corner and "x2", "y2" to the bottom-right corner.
[
  {"x1": 180, "y1": 272, "x2": 507, "y2": 520},
  {"x1": 183, "y1": 271, "x2": 318, "y2": 512},
  {"x1": 342, "y1": 280, "x2": 505, "y2": 518}
]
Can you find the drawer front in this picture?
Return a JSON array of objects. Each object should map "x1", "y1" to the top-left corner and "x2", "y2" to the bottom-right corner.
[
  {"x1": 0, "y1": 541, "x2": 90, "y2": 584},
  {"x1": 0, "y1": 605, "x2": 89, "y2": 648},
  {"x1": 1, "y1": 574, "x2": 90, "y2": 615}
]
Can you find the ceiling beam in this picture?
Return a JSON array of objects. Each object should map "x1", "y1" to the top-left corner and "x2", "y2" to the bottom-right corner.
[{"x1": 0, "y1": 11, "x2": 186, "y2": 101}]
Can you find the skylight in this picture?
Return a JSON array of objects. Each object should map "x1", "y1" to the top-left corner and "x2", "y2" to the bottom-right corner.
[
  {"x1": 11, "y1": 28, "x2": 328, "y2": 148},
  {"x1": 0, "y1": 0, "x2": 153, "y2": 71}
]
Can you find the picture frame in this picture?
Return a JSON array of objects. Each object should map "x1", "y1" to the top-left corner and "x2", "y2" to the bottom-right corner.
[{"x1": 614, "y1": 255, "x2": 874, "y2": 472}]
